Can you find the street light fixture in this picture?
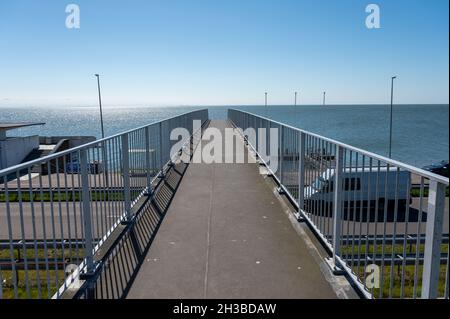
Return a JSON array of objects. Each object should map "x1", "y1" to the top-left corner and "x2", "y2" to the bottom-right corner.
[{"x1": 94, "y1": 74, "x2": 109, "y2": 187}]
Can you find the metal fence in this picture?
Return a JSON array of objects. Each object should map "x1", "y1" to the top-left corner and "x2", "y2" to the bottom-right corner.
[
  {"x1": 228, "y1": 108, "x2": 449, "y2": 299},
  {"x1": 0, "y1": 109, "x2": 208, "y2": 299}
]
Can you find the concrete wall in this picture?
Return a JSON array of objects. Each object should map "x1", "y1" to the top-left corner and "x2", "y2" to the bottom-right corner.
[{"x1": 0, "y1": 135, "x2": 39, "y2": 170}]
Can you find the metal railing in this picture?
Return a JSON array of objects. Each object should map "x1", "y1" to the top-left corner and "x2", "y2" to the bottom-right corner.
[
  {"x1": 228, "y1": 109, "x2": 449, "y2": 299},
  {"x1": 0, "y1": 109, "x2": 208, "y2": 299}
]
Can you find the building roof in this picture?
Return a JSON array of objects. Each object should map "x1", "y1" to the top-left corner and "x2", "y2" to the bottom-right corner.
[{"x1": 0, "y1": 122, "x2": 45, "y2": 131}]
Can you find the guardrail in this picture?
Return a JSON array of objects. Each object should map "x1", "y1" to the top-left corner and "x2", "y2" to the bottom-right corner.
[
  {"x1": 228, "y1": 109, "x2": 449, "y2": 299},
  {"x1": 0, "y1": 109, "x2": 208, "y2": 299}
]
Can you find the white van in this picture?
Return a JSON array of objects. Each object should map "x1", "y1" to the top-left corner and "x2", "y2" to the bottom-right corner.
[{"x1": 304, "y1": 167, "x2": 411, "y2": 221}]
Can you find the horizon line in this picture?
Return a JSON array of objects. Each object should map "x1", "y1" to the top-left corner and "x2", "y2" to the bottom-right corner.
[{"x1": 0, "y1": 103, "x2": 449, "y2": 108}]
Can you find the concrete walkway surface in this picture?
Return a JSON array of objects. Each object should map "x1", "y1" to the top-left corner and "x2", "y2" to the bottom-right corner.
[{"x1": 127, "y1": 121, "x2": 339, "y2": 299}]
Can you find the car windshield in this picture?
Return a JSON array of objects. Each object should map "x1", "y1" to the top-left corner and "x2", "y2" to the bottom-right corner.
[{"x1": 312, "y1": 177, "x2": 326, "y2": 191}]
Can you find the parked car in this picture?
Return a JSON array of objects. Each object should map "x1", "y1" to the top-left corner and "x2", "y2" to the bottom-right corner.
[
  {"x1": 65, "y1": 160, "x2": 103, "y2": 174},
  {"x1": 304, "y1": 167, "x2": 411, "y2": 222},
  {"x1": 66, "y1": 160, "x2": 81, "y2": 174},
  {"x1": 89, "y1": 161, "x2": 104, "y2": 174},
  {"x1": 422, "y1": 160, "x2": 449, "y2": 177}
]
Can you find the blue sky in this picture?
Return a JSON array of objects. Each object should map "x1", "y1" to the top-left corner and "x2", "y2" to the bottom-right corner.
[{"x1": 0, "y1": 0, "x2": 448, "y2": 106}]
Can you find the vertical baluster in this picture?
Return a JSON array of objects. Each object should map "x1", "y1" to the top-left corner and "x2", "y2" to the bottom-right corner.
[
  {"x1": 332, "y1": 145, "x2": 344, "y2": 272},
  {"x1": 145, "y1": 126, "x2": 152, "y2": 195},
  {"x1": 80, "y1": 148, "x2": 95, "y2": 298},
  {"x1": 121, "y1": 134, "x2": 131, "y2": 221},
  {"x1": 421, "y1": 180, "x2": 446, "y2": 298},
  {"x1": 298, "y1": 131, "x2": 305, "y2": 213}
]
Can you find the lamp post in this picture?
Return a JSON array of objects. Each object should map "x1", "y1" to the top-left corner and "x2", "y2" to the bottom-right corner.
[
  {"x1": 94, "y1": 74, "x2": 109, "y2": 187},
  {"x1": 388, "y1": 76, "x2": 397, "y2": 158},
  {"x1": 295, "y1": 91, "x2": 298, "y2": 106},
  {"x1": 94, "y1": 74, "x2": 105, "y2": 139},
  {"x1": 265, "y1": 92, "x2": 268, "y2": 107},
  {"x1": 323, "y1": 91, "x2": 326, "y2": 106}
]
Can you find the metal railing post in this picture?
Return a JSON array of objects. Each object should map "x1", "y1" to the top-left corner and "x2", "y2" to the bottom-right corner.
[
  {"x1": 0, "y1": 265, "x2": 2, "y2": 299},
  {"x1": 256, "y1": 118, "x2": 259, "y2": 156},
  {"x1": 80, "y1": 149, "x2": 94, "y2": 274},
  {"x1": 79, "y1": 148, "x2": 97, "y2": 298},
  {"x1": 332, "y1": 145, "x2": 344, "y2": 271},
  {"x1": 421, "y1": 180, "x2": 446, "y2": 298},
  {"x1": 144, "y1": 126, "x2": 152, "y2": 195},
  {"x1": 298, "y1": 131, "x2": 305, "y2": 211},
  {"x1": 279, "y1": 125, "x2": 283, "y2": 184},
  {"x1": 159, "y1": 122, "x2": 164, "y2": 175},
  {"x1": 266, "y1": 120, "x2": 270, "y2": 161},
  {"x1": 121, "y1": 134, "x2": 132, "y2": 221}
]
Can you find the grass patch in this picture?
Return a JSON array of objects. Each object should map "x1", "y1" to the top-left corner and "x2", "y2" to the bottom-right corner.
[
  {"x1": 340, "y1": 243, "x2": 448, "y2": 256},
  {"x1": 0, "y1": 248, "x2": 84, "y2": 299},
  {"x1": 341, "y1": 242, "x2": 448, "y2": 298},
  {"x1": 410, "y1": 187, "x2": 449, "y2": 198},
  {"x1": 0, "y1": 247, "x2": 85, "y2": 260},
  {"x1": 1, "y1": 269, "x2": 66, "y2": 299},
  {"x1": 352, "y1": 264, "x2": 447, "y2": 298}
]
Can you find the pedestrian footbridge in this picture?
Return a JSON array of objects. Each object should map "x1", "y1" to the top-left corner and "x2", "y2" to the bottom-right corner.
[
  {"x1": 127, "y1": 120, "x2": 341, "y2": 299},
  {"x1": 0, "y1": 109, "x2": 448, "y2": 299}
]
